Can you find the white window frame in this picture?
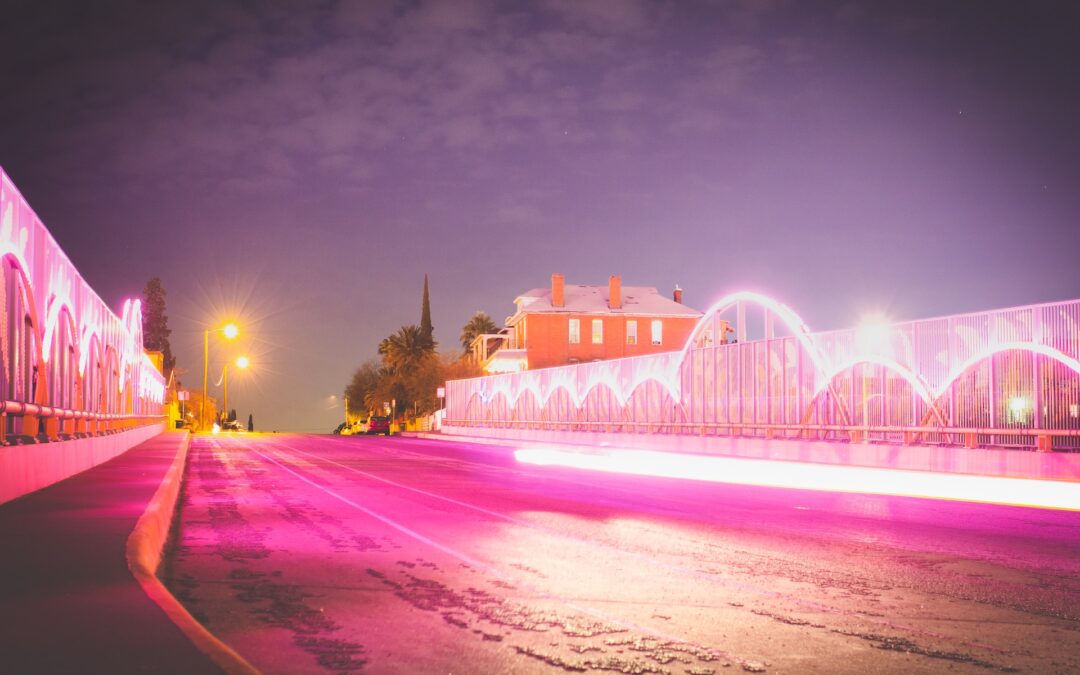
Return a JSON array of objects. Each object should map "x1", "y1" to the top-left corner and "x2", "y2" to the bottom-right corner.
[
  {"x1": 651, "y1": 319, "x2": 663, "y2": 345},
  {"x1": 569, "y1": 318, "x2": 580, "y2": 344},
  {"x1": 626, "y1": 320, "x2": 637, "y2": 345},
  {"x1": 591, "y1": 319, "x2": 603, "y2": 344}
]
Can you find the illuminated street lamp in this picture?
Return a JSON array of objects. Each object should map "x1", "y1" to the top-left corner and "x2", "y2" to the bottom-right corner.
[
  {"x1": 221, "y1": 355, "x2": 250, "y2": 426},
  {"x1": 201, "y1": 322, "x2": 239, "y2": 431}
]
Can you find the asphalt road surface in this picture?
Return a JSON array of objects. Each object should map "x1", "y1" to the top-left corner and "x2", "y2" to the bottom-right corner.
[{"x1": 164, "y1": 433, "x2": 1080, "y2": 674}]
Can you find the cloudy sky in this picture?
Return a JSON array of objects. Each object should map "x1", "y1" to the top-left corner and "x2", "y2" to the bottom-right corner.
[{"x1": 1, "y1": 0, "x2": 1077, "y2": 431}]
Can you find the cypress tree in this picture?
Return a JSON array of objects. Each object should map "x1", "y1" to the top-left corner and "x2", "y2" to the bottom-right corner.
[
  {"x1": 419, "y1": 274, "x2": 435, "y2": 349},
  {"x1": 142, "y1": 278, "x2": 176, "y2": 376}
]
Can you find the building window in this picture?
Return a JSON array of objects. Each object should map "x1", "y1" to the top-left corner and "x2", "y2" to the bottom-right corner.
[
  {"x1": 569, "y1": 318, "x2": 580, "y2": 344},
  {"x1": 626, "y1": 320, "x2": 637, "y2": 345},
  {"x1": 591, "y1": 319, "x2": 603, "y2": 344},
  {"x1": 651, "y1": 319, "x2": 663, "y2": 345}
]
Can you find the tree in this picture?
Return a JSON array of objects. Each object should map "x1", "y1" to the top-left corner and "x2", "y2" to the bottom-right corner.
[
  {"x1": 419, "y1": 273, "x2": 435, "y2": 350},
  {"x1": 378, "y1": 325, "x2": 433, "y2": 374},
  {"x1": 460, "y1": 311, "x2": 499, "y2": 354},
  {"x1": 247, "y1": 413, "x2": 254, "y2": 432},
  {"x1": 142, "y1": 278, "x2": 175, "y2": 375},
  {"x1": 229, "y1": 408, "x2": 237, "y2": 422},
  {"x1": 344, "y1": 359, "x2": 381, "y2": 418},
  {"x1": 186, "y1": 390, "x2": 217, "y2": 431}
]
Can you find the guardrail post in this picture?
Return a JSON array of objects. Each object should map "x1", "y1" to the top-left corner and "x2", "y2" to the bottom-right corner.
[
  {"x1": 24, "y1": 412, "x2": 41, "y2": 443},
  {"x1": 1037, "y1": 434, "x2": 1053, "y2": 453},
  {"x1": 964, "y1": 432, "x2": 977, "y2": 449}
]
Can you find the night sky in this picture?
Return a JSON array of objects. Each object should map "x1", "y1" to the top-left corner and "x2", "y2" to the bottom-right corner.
[{"x1": 1, "y1": 1, "x2": 1077, "y2": 432}]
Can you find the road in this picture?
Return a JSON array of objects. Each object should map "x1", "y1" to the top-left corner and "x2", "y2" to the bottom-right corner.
[{"x1": 164, "y1": 433, "x2": 1080, "y2": 674}]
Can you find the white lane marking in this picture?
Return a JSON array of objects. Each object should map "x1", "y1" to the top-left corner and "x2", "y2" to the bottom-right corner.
[
  {"x1": 279, "y1": 442, "x2": 537, "y2": 526},
  {"x1": 242, "y1": 441, "x2": 746, "y2": 664},
  {"x1": 246, "y1": 446, "x2": 501, "y2": 576},
  {"x1": 263, "y1": 436, "x2": 1019, "y2": 659}
]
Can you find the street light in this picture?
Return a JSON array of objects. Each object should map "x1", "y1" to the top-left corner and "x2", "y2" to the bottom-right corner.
[
  {"x1": 220, "y1": 355, "x2": 249, "y2": 426},
  {"x1": 202, "y1": 322, "x2": 239, "y2": 431}
]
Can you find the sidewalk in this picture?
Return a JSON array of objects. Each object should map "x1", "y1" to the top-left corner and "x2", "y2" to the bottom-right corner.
[{"x1": 0, "y1": 432, "x2": 221, "y2": 674}]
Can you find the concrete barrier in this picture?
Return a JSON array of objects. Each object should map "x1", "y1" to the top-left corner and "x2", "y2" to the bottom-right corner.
[
  {"x1": 0, "y1": 423, "x2": 166, "y2": 505},
  {"x1": 126, "y1": 432, "x2": 259, "y2": 675}
]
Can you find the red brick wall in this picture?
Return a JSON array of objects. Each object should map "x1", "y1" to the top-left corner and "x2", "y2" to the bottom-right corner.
[{"x1": 523, "y1": 314, "x2": 700, "y2": 370}]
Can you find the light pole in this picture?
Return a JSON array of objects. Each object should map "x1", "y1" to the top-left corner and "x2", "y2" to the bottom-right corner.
[
  {"x1": 219, "y1": 355, "x2": 249, "y2": 426},
  {"x1": 202, "y1": 322, "x2": 239, "y2": 430}
]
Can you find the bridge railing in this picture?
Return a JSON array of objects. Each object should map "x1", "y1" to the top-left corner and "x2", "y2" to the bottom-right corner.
[
  {"x1": 0, "y1": 168, "x2": 165, "y2": 444},
  {"x1": 446, "y1": 295, "x2": 1080, "y2": 452}
]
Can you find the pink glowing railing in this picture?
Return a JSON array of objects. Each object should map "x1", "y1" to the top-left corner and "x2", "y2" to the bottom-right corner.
[
  {"x1": 0, "y1": 168, "x2": 164, "y2": 439},
  {"x1": 445, "y1": 292, "x2": 1080, "y2": 451}
]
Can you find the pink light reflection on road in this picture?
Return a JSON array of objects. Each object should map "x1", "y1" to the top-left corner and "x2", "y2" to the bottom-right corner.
[{"x1": 514, "y1": 446, "x2": 1080, "y2": 511}]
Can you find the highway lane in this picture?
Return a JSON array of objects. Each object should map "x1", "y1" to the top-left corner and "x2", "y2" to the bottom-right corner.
[{"x1": 165, "y1": 433, "x2": 1080, "y2": 674}]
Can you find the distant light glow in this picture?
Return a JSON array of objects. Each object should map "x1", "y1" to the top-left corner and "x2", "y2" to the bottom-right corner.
[
  {"x1": 236, "y1": 355, "x2": 250, "y2": 369},
  {"x1": 212, "y1": 423, "x2": 221, "y2": 434},
  {"x1": 515, "y1": 447, "x2": 1080, "y2": 511},
  {"x1": 1009, "y1": 396, "x2": 1028, "y2": 415},
  {"x1": 855, "y1": 314, "x2": 892, "y2": 355}
]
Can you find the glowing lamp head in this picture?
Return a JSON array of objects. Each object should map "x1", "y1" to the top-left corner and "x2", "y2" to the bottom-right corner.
[
  {"x1": 222, "y1": 323, "x2": 239, "y2": 340},
  {"x1": 236, "y1": 355, "x2": 250, "y2": 369},
  {"x1": 856, "y1": 314, "x2": 892, "y2": 355}
]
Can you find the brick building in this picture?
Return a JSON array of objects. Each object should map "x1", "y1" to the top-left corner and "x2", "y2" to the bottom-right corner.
[{"x1": 473, "y1": 274, "x2": 706, "y2": 372}]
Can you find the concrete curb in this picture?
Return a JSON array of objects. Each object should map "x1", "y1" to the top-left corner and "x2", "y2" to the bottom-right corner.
[{"x1": 125, "y1": 432, "x2": 260, "y2": 675}]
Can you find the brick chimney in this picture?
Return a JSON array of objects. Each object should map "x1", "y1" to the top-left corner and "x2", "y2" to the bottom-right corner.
[
  {"x1": 552, "y1": 273, "x2": 565, "y2": 307},
  {"x1": 608, "y1": 275, "x2": 621, "y2": 309},
  {"x1": 673, "y1": 284, "x2": 683, "y2": 304}
]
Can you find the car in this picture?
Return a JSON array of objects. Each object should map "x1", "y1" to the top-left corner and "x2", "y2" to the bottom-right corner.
[{"x1": 366, "y1": 416, "x2": 391, "y2": 435}]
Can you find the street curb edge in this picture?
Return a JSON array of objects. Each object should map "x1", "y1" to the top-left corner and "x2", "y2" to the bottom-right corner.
[{"x1": 125, "y1": 432, "x2": 261, "y2": 675}]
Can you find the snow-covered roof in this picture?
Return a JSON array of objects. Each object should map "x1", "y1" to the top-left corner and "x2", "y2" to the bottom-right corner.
[{"x1": 514, "y1": 285, "x2": 701, "y2": 317}]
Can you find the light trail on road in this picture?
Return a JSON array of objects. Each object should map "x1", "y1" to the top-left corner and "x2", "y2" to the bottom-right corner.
[
  {"x1": 165, "y1": 433, "x2": 1080, "y2": 674},
  {"x1": 267, "y1": 437, "x2": 1048, "y2": 664}
]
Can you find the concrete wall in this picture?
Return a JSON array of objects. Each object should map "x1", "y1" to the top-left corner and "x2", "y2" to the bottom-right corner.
[
  {"x1": 0, "y1": 424, "x2": 165, "y2": 504},
  {"x1": 441, "y1": 424, "x2": 1080, "y2": 482}
]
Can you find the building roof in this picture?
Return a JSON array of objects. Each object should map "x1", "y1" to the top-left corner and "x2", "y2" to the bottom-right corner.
[{"x1": 514, "y1": 285, "x2": 702, "y2": 317}]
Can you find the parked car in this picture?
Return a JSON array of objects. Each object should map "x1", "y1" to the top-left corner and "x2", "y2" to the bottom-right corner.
[{"x1": 367, "y1": 416, "x2": 391, "y2": 435}]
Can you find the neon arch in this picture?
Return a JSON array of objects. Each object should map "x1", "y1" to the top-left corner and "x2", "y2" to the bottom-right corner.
[
  {"x1": 41, "y1": 297, "x2": 76, "y2": 365},
  {"x1": 538, "y1": 383, "x2": 581, "y2": 410},
  {"x1": 2, "y1": 168, "x2": 165, "y2": 425},
  {"x1": 937, "y1": 342, "x2": 1080, "y2": 397},
  {"x1": 811, "y1": 354, "x2": 946, "y2": 426},
  {"x1": 678, "y1": 290, "x2": 831, "y2": 382}
]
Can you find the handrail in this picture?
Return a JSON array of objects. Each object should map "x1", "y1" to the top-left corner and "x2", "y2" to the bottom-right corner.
[
  {"x1": 442, "y1": 418, "x2": 1078, "y2": 450},
  {"x1": 0, "y1": 400, "x2": 165, "y2": 445},
  {"x1": 0, "y1": 400, "x2": 165, "y2": 421}
]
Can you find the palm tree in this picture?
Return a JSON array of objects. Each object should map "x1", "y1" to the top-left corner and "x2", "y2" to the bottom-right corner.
[
  {"x1": 378, "y1": 324, "x2": 433, "y2": 374},
  {"x1": 460, "y1": 312, "x2": 499, "y2": 354}
]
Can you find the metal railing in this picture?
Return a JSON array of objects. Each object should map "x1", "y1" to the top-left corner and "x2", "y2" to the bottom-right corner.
[
  {"x1": 0, "y1": 400, "x2": 164, "y2": 445},
  {"x1": 0, "y1": 168, "x2": 166, "y2": 440},
  {"x1": 446, "y1": 294, "x2": 1080, "y2": 452}
]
